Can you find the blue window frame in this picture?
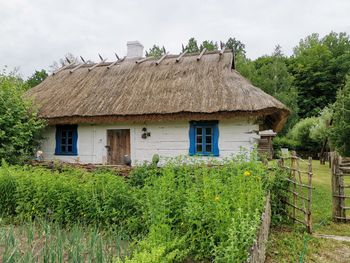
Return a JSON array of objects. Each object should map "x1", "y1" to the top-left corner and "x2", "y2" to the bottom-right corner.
[
  {"x1": 55, "y1": 125, "x2": 78, "y2": 155},
  {"x1": 189, "y1": 121, "x2": 219, "y2": 156}
]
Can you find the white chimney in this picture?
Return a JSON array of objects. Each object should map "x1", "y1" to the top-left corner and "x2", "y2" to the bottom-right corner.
[{"x1": 126, "y1": 41, "x2": 144, "y2": 58}]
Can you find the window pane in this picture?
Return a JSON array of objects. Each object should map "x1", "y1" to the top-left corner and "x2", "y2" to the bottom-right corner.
[
  {"x1": 205, "y1": 127, "x2": 212, "y2": 135},
  {"x1": 196, "y1": 127, "x2": 202, "y2": 135},
  {"x1": 61, "y1": 138, "x2": 66, "y2": 145},
  {"x1": 196, "y1": 144, "x2": 202, "y2": 152},
  {"x1": 196, "y1": 135, "x2": 202, "y2": 144},
  {"x1": 206, "y1": 144, "x2": 212, "y2": 152},
  {"x1": 61, "y1": 145, "x2": 66, "y2": 152},
  {"x1": 206, "y1": 136, "x2": 212, "y2": 143},
  {"x1": 68, "y1": 138, "x2": 73, "y2": 144},
  {"x1": 68, "y1": 131, "x2": 73, "y2": 138},
  {"x1": 68, "y1": 146, "x2": 73, "y2": 152}
]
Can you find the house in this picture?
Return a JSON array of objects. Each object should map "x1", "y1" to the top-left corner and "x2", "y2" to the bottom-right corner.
[{"x1": 26, "y1": 41, "x2": 289, "y2": 165}]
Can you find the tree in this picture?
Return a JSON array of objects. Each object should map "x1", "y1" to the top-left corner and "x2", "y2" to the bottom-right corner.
[
  {"x1": 289, "y1": 32, "x2": 350, "y2": 118},
  {"x1": 0, "y1": 71, "x2": 45, "y2": 164},
  {"x1": 237, "y1": 46, "x2": 299, "y2": 133},
  {"x1": 329, "y1": 76, "x2": 350, "y2": 156},
  {"x1": 26, "y1": 69, "x2": 48, "y2": 88},
  {"x1": 185, "y1": 37, "x2": 199, "y2": 53},
  {"x1": 146, "y1": 45, "x2": 165, "y2": 59},
  {"x1": 224, "y1": 37, "x2": 246, "y2": 57},
  {"x1": 199, "y1": 40, "x2": 218, "y2": 51}
]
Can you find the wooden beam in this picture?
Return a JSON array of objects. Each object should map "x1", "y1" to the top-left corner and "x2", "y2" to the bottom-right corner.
[
  {"x1": 106, "y1": 57, "x2": 125, "y2": 69},
  {"x1": 135, "y1": 57, "x2": 152, "y2": 64},
  {"x1": 156, "y1": 53, "x2": 168, "y2": 66},
  {"x1": 88, "y1": 59, "x2": 107, "y2": 71},
  {"x1": 53, "y1": 61, "x2": 76, "y2": 75},
  {"x1": 70, "y1": 63, "x2": 86, "y2": 73},
  {"x1": 176, "y1": 50, "x2": 188, "y2": 62},
  {"x1": 197, "y1": 48, "x2": 206, "y2": 61}
]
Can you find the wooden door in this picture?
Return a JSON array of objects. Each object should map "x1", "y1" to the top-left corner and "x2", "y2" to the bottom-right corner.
[{"x1": 107, "y1": 129, "x2": 130, "y2": 165}]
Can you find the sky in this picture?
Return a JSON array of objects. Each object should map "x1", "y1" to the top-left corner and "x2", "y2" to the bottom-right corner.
[{"x1": 1, "y1": 0, "x2": 349, "y2": 78}]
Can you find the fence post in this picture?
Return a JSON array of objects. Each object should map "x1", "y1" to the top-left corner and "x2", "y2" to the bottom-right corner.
[
  {"x1": 331, "y1": 152, "x2": 342, "y2": 221},
  {"x1": 291, "y1": 151, "x2": 297, "y2": 223},
  {"x1": 307, "y1": 157, "x2": 313, "y2": 233}
]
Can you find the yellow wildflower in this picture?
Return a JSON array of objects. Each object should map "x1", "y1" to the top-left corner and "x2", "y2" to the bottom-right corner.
[
  {"x1": 244, "y1": 171, "x2": 251, "y2": 177},
  {"x1": 214, "y1": 195, "x2": 220, "y2": 202}
]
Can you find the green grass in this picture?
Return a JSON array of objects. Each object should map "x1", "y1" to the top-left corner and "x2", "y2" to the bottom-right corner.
[{"x1": 267, "y1": 160, "x2": 350, "y2": 262}]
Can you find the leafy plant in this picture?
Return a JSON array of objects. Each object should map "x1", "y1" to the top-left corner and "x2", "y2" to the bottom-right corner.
[{"x1": 0, "y1": 72, "x2": 45, "y2": 164}]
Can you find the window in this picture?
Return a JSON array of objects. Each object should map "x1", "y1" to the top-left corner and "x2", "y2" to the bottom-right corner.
[
  {"x1": 55, "y1": 125, "x2": 78, "y2": 155},
  {"x1": 189, "y1": 121, "x2": 219, "y2": 156}
]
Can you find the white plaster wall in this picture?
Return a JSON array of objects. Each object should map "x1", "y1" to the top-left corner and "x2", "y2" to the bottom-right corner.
[{"x1": 40, "y1": 119, "x2": 260, "y2": 165}]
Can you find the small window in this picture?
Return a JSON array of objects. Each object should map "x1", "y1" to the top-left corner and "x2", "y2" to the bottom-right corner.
[
  {"x1": 189, "y1": 121, "x2": 219, "y2": 156},
  {"x1": 55, "y1": 125, "x2": 78, "y2": 155}
]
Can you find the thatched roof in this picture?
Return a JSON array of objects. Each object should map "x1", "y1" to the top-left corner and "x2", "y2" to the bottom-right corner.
[{"x1": 26, "y1": 50, "x2": 289, "y2": 131}]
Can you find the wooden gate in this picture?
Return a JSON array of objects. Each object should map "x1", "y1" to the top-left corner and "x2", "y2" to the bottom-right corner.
[
  {"x1": 331, "y1": 152, "x2": 350, "y2": 222},
  {"x1": 107, "y1": 129, "x2": 131, "y2": 165},
  {"x1": 279, "y1": 151, "x2": 313, "y2": 233}
]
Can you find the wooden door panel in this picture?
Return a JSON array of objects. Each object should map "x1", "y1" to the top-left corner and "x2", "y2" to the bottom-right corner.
[{"x1": 107, "y1": 129, "x2": 130, "y2": 165}]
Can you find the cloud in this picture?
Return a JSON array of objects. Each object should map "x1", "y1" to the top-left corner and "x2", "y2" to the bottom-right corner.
[{"x1": 0, "y1": 0, "x2": 349, "y2": 77}]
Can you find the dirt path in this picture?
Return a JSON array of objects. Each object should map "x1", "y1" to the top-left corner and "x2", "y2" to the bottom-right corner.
[{"x1": 312, "y1": 234, "x2": 350, "y2": 263}]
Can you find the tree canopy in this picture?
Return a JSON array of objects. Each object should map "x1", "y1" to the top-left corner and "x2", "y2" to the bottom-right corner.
[
  {"x1": 26, "y1": 69, "x2": 48, "y2": 88},
  {"x1": 329, "y1": 76, "x2": 350, "y2": 156},
  {"x1": 146, "y1": 45, "x2": 165, "y2": 59}
]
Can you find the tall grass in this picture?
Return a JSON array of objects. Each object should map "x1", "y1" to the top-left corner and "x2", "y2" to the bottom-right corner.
[{"x1": 0, "y1": 220, "x2": 128, "y2": 263}]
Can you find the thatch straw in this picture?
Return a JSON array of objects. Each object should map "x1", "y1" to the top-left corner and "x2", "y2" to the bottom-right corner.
[{"x1": 26, "y1": 50, "x2": 289, "y2": 131}]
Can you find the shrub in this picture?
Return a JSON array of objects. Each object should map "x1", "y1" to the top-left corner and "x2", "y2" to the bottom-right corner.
[
  {"x1": 0, "y1": 73, "x2": 45, "y2": 164},
  {"x1": 273, "y1": 136, "x2": 300, "y2": 151}
]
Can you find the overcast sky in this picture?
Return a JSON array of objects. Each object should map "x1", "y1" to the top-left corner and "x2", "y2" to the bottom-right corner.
[{"x1": 1, "y1": 0, "x2": 349, "y2": 78}]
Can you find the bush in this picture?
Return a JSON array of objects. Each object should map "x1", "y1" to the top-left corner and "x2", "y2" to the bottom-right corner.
[
  {"x1": 0, "y1": 73, "x2": 45, "y2": 164},
  {"x1": 273, "y1": 136, "x2": 300, "y2": 151}
]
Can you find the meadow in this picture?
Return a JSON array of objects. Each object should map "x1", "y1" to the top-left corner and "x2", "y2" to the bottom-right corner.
[{"x1": 0, "y1": 154, "x2": 271, "y2": 262}]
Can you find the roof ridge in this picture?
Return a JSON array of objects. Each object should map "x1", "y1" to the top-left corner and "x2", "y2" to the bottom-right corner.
[{"x1": 56, "y1": 49, "x2": 233, "y2": 72}]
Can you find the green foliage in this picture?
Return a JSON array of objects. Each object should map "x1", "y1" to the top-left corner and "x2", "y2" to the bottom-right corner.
[
  {"x1": 146, "y1": 45, "x2": 165, "y2": 59},
  {"x1": 26, "y1": 70, "x2": 48, "y2": 88},
  {"x1": 290, "y1": 32, "x2": 350, "y2": 118},
  {"x1": 309, "y1": 107, "x2": 332, "y2": 142},
  {"x1": 272, "y1": 136, "x2": 299, "y2": 152},
  {"x1": 199, "y1": 40, "x2": 218, "y2": 51},
  {"x1": 185, "y1": 37, "x2": 199, "y2": 53},
  {"x1": 0, "y1": 155, "x2": 271, "y2": 262},
  {"x1": 237, "y1": 46, "x2": 299, "y2": 133},
  {"x1": 224, "y1": 37, "x2": 246, "y2": 57},
  {"x1": 0, "y1": 73, "x2": 45, "y2": 164},
  {"x1": 131, "y1": 155, "x2": 269, "y2": 262},
  {"x1": 0, "y1": 221, "x2": 129, "y2": 262},
  {"x1": 329, "y1": 76, "x2": 350, "y2": 155},
  {"x1": 0, "y1": 164, "x2": 141, "y2": 235},
  {"x1": 288, "y1": 117, "x2": 321, "y2": 152}
]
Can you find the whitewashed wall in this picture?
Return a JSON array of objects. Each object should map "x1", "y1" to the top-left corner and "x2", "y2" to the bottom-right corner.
[{"x1": 40, "y1": 119, "x2": 260, "y2": 165}]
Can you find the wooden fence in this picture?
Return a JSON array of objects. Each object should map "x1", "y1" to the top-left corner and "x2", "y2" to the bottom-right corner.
[
  {"x1": 331, "y1": 152, "x2": 350, "y2": 222},
  {"x1": 278, "y1": 151, "x2": 313, "y2": 233},
  {"x1": 247, "y1": 194, "x2": 271, "y2": 263}
]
